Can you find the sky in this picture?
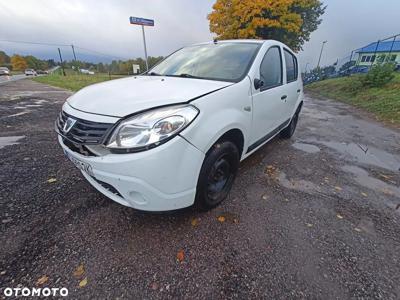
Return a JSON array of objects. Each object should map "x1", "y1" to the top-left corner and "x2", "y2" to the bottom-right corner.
[{"x1": 0, "y1": 0, "x2": 399, "y2": 70}]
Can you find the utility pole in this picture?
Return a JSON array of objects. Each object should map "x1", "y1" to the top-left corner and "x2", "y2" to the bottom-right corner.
[
  {"x1": 58, "y1": 47, "x2": 66, "y2": 76},
  {"x1": 71, "y1": 44, "x2": 77, "y2": 61},
  {"x1": 317, "y1": 41, "x2": 327, "y2": 69},
  {"x1": 71, "y1": 44, "x2": 78, "y2": 74}
]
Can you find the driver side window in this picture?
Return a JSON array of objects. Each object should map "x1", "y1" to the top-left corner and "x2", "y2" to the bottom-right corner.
[{"x1": 260, "y1": 46, "x2": 283, "y2": 90}]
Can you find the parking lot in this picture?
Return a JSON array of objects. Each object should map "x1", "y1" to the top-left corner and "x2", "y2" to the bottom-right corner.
[{"x1": 1, "y1": 79, "x2": 400, "y2": 299}]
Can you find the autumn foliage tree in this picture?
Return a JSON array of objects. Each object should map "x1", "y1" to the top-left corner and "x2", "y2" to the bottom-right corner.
[
  {"x1": 208, "y1": 0, "x2": 325, "y2": 51},
  {"x1": 11, "y1": 55, "x2": 28, "y2": 71}
]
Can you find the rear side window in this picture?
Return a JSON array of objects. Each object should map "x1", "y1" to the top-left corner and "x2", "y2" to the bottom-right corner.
[
  {"x1": 284, "y1": 49, "x2": 298, "y2": 82},
  {"x1": 260, "y1": 46, "x2": 282, "y2": 90}
]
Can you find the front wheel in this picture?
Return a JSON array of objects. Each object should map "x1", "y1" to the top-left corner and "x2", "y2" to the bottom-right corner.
[
  {"x1": 280, "y1": 112, "x2": 299, "y2": 139},
  {"x1": 195, "y1": 141, "x2": 239, "y2": 211}
]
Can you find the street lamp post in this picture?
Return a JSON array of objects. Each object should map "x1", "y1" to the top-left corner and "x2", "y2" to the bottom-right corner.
[
  {"x1": 304, "y1": 62, "x2": 310, "y2": 74},
  {"x1": 317, "y1": 40, "x2": 328, "y2": 69}
]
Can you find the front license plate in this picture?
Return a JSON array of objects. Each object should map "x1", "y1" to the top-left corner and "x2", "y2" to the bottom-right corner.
[{"x1": 64, "y1": 150, "x2": 94, "y2": 177}]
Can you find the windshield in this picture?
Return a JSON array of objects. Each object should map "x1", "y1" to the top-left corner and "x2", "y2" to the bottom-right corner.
[{"x1": 149, "y1": 42, "x2": 261, "y2": 83}]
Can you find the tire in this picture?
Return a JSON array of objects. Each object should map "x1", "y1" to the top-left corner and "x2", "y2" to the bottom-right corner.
[
  {"x1": 280, "y1": 111, "x2": 299, "y2": 139},
  {"x1": 195, "y1": 141, "x2": 240, "y2": 211}
]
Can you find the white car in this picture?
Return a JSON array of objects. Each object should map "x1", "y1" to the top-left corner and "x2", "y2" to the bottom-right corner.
[
  {"x1": 24, "y1": 69, "x2": 37, "y2": 76},
  {"x1": 80, "y1": 69, "x2": 95, "y2": 75},
  {"x1": 0, "y1": 67, "x2": 10, "y2": 76},
  {"x1": 56, "y1": 40, "x2": 303, "y2": 211}
]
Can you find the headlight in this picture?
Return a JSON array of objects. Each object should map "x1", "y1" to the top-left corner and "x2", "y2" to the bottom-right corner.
[{"x1": 106, "y1": 105, "x2": 199, "y2": 153}]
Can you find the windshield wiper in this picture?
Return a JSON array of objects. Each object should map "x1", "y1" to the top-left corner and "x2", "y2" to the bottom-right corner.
[
  {"x1": 147, "y1": 72, "x2": 161, "y2": 76},
  {"x1": 166, "y1": 73, "x2": 204, "y2": 79}
]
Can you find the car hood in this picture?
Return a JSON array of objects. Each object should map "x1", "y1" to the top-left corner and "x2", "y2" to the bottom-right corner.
[{"x1": 67, "y1": 76, "x2": 233, "y2": 118}]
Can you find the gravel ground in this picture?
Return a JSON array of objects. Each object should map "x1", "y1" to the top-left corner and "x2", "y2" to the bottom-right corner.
[{"x1": 0, "y1": 80, "x2": 400, "y2": 299}]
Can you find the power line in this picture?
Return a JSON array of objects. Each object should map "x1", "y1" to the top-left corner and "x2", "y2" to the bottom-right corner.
[
  {"x1": 73, "y1": 46, "x2": 129, "y2": 60},
  {"x1": 0, "y1": 39, "x2": 69, "y2": 47},
  {"x1": 0, "y1": 39, "x2": 129, "y2": 60}
]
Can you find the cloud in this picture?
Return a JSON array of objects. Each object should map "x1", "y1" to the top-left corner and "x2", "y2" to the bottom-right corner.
[
  {"x1": 0, "y1": 0, "x2": 399, "y2": 66},
  {"x1": 0, "y1": 0, "x2": 215, "y2": 61}
]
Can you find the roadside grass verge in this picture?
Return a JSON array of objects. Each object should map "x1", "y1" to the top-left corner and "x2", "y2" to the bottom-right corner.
[
  {"x1": 32, "y1": 70, "x2": 126, "y2": 92},
  {"x1": 305, "y1": 73, "x2": 400, "y2": 126}
]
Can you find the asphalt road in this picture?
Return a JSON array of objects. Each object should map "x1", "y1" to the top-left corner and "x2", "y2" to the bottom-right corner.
[
  {"x1": 0, "y1": 74, "x2": 29, "y2": 85},
  {"x1": 0, "y1": 80, "x2": 400, "y2": 299}
]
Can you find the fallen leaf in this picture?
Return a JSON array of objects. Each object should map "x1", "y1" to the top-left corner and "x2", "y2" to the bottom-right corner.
[
  {"x1": 73, "y1": 264, "x2": 85, "y2": 278},
  {"x1": 381, "y1": 188, "x2": 393, "y2": 196},
  {"x1": 150, "y1": 282, "x2": 159, "y2": 290},
  {"x1": 191, "y1": 218, "x2": 198, "y2": 227},
  {"x1": 379, "y1": 174, "x2": 391, "y2": 180},
  {"x1": 36, "y1": 275, "x2": 48, "y2": 286},
  {"x1": 47, "y1": 178, "x2": 57, "y2": 183},
  {"x1": 354, "y1": 227, "x2": 362, "y2": 232},
  {"x1": 336, "y1": 214, "x2": 343, "y2": 219},
  {"x1": 233, "y1": 218, "x2": 239, "y2": 224},
  {"x1": 79, "y1": 277, "x2": 88, "y2": 287},
  {"x1": 217, "y1": 216, "x2": 226, "y2": 223},
  {"x1": 361, "y1": 192, "x2": 368, "y2": 197},
  {"x1": 176, "y1": 250, "x2": 185, "y2": 262},
  {"x1": 334, "y1": 186, "x2": 342, "y2": 191}
]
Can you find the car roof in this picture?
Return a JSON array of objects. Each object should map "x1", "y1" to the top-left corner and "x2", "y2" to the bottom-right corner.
[{"x1": 191, "y1": 39, "x2": 271, "y2": 46}]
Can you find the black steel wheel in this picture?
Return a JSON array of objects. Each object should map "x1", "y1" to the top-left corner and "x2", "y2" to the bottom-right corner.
[{"x1": 195, "y1": 141, "x2": 239, "y2": 210}]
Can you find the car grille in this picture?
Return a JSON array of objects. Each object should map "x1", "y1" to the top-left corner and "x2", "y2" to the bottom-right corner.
[{"x1": 56, "y1": 111, "x2": 114, "y2": 145}]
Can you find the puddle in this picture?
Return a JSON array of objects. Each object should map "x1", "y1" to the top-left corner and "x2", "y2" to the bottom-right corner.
[
  {"x1": 2, "y1": 111, "x2": 30, "y2": 118},
  {"x1": 0, "y1": 136, "x2": 25, "y2": 149},
  {"x1": 306, "y1": 139, "x2": 400, "y2": 172},
  {"x1": 34, "y1": 99, "x2": 48, "y2": 104},
  {"x1": 292, "y1": 142, "x2": 320, "y2": 154},
  {"x1": 302, "y1": 107, "x2": 334, "y2": 121},
  {"x1": 342, "y1": 165, "x2": 400, "y2": 205},
  {"x1": 277, "y1": 171, "x2": 322, "y2": 194}
]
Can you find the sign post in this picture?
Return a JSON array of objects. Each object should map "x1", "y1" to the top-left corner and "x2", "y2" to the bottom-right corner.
[{"x1": 129, "y1": 16, "x2": 154, "y2": 72}]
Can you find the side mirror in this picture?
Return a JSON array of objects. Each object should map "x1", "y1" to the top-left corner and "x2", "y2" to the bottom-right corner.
[{"x1": 254, "y1": 78, "x2": 264, "y2": 90}]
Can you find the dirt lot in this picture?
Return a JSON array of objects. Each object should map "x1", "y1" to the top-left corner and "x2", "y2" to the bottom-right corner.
[{"x1": 1, "y1": 79, "x2": 400, "y2": 299}]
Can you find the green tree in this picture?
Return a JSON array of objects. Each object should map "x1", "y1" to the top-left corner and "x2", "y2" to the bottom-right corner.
[
  {"x1": 0, "y1": 50, "x2": 10, "y2": 65},
  {"x1": 208, "y1": 0, "x2": 326, "y2": 51}
]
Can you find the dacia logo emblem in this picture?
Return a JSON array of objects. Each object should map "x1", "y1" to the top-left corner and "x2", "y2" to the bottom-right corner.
[{"x1": 63, "y1": 117, "x2": 76, "y2": 133}]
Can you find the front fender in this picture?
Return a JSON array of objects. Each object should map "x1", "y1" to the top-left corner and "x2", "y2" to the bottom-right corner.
[{"x1": 180, "y1": 79, "x2": 253, "y2": 159}]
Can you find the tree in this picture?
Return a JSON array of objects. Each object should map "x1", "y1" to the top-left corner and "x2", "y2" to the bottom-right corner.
[
  {"x1": 208, "y1": 0, "x2": 326, "y2": 51},
  {"x1": 11, "y1": 55, "x2": 28, "y2": 71},
  {"x1": 0, "y1": 51, "x2": 10, "y2": 65}
]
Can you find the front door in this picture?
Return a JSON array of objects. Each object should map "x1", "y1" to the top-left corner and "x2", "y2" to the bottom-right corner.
[{"x1": 249, "y1": 46, "x2": 288, "y2": 151}]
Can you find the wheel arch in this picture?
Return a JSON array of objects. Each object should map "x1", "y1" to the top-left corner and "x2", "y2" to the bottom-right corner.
[{"x1": 207, "y1": 128, "x2": 245, "y2": 159}]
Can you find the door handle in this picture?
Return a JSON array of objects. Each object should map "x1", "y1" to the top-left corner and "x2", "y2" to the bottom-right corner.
[
  {"x1": 281, "y1": 95, "x2": 287, "y2": 100},
  {"x1": 297, "y1": 89, "x2": 301, "y2": 93}
]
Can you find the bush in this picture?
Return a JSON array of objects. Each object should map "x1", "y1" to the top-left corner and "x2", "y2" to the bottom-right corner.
[
  {"x1": 344, "y1": 78, "x2": 363, "y2": 95},
  {"x1": 361, "y1": 63, "x2": 395, "y2": 88}
]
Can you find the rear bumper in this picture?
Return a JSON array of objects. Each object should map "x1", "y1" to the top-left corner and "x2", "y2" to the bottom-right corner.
[{"x1": 58, "y1": 135, "x2": 205, "y2": 211}]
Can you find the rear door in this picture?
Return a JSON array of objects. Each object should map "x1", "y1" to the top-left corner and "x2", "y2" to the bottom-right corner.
[
  {"x1": 249, "y1": 45, "x2": 288, "y2": 151},
  {"x1": 283, "y1": 48, "x2": 301, "y2": 118}
]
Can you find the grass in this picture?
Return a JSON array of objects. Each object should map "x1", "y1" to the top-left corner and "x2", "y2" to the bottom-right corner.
[
  {"x1": 305, "y1": 73, "x2": 400, "y2": 126},
  {"x1": 32, "y1": 69, "x2": 126, "y2": 92}
]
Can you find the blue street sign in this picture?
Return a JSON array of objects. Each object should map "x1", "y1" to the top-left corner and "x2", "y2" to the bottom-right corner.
[{"x1": 129, "y1": 16, "x2": 154, "y2": 27}]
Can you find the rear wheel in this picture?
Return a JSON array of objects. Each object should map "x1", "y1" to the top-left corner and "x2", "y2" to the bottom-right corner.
[
  {"x1": 280, "y1": 112, "x2": 299, "y2": 139},
  {"x1": 195, "y1": 141, "x2": 239, "y2": 210}
]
